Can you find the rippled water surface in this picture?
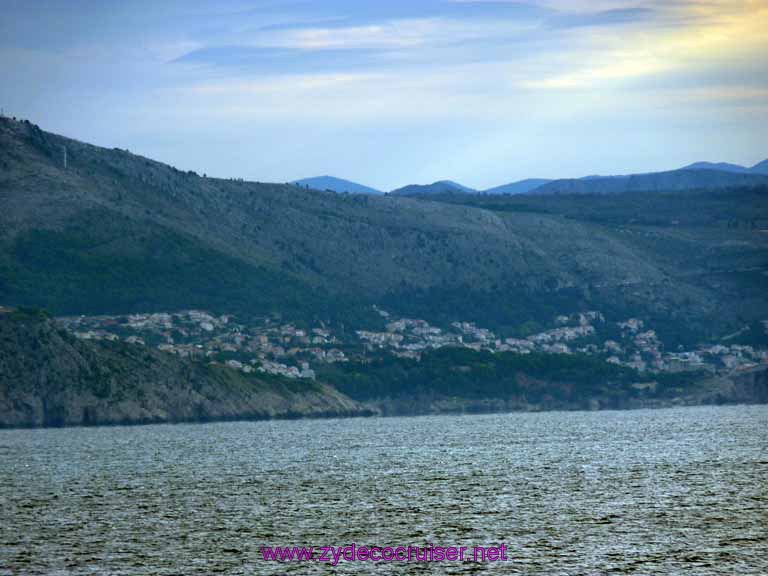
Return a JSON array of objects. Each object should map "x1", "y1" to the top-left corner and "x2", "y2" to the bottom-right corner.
[{"x1": 2, "y1": 405, "x2": 767, "y2": 575}]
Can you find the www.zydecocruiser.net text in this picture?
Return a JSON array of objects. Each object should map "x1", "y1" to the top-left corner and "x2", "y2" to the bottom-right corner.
[{"x1": 260, "y1": 543, "x2": 510, "y2": 565}]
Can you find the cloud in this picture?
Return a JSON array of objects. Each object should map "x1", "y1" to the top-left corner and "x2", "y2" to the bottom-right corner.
[
  {"x1": 169, "y1": 0, "x2": 768, "y2": 84},
  {"x1": 172, "y1": 15, "x2": 545, "y2": 73},
  {"x1": 547, "y1": 7, "x2": 657, "y2": 28},
  {"x1": 175, "y1": 45, "x2": 386, "y2": 73},
  {"x1": 519, "y1": 0, "x2": 768, "y2": 89}
]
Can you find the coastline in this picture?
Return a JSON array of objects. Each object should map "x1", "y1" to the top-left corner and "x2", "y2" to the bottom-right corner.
[{"x1": 2, "y1": 391, "x2": 764, "y2": 431}]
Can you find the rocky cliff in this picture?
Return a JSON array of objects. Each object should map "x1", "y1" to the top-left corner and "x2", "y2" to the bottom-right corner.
[
  {"x1": 0, "y1": 309, "x2": 369, "y2": 428},
  {"x1": 699, "y1": 365, "x2": 768, "y2": 405}
]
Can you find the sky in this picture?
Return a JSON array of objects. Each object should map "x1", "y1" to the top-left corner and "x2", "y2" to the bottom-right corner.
[{"x1": 1, "y1": 0, "x2": 767, "y2": 190}]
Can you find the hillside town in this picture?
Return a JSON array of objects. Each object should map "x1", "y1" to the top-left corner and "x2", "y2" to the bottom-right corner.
[{"x1": 56, "y1": 306, "x2": 768, "y2": 381}]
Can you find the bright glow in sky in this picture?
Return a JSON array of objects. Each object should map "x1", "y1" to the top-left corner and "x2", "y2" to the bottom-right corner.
[{"x1": 1, "y1": 0, "x2": 766, "y2": 190}]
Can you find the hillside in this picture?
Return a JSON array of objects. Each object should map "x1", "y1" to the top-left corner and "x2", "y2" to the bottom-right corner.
[
  {"x1": 319, "y1": 348, "x2": 768, "y2": 415},
  {"x1": 533, "y1": 168, "x2": 768, "y2": 195},
  {"x1": 681, "y1": 160, "x2": 768, "y2": 174},
  {"x1": 292, "y1": 175, "x2": 383, "y2": 195},
  {"x1": 0, "y1": 308, "x2": 367, "y2": 428},
  {"x1": 483, "y1": 178, "x2": 552, "y2": 195},
  {"x1": 476, "y1": 159, "x2": 768, "y2": 196},
  {"x1": 1, "y1": 117, "x2": 767, "y2": 344},
  {"x1": 390, "y1": 180, "x2": 476, "y2": 196},
  {"x1": 681, "y1": 162, "x2": 750, "y2": 173}
]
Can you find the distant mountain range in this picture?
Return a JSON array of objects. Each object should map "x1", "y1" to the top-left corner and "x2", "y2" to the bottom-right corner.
[
  {"x1": 390, "y1": 180, "x2": 476, "y2": 196},
  {"x1": 485, "y1": 159, "x2": 768, "y2": 195},
  {"x1": 296, "y1": 177, "x2": 481, "y2": 196},
  {"x1": 681, "y1": 160, "x2": 768, "y2": 174},
  {"x1": 296, "y1": 159, "x2": 768, "y2": 197},
  {"x1": 483, "y1": 178, "x2": 552, "y2": 195},
  {"x1": 292, "y1": 175, "x2": 383, "y2": 195},
  {"x1": 531, "y1": 168, "x2": 768, "y2": 195}
]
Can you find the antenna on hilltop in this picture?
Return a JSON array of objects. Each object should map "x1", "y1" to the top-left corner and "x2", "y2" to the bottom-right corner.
[{"x1": 62, "y1": 145, "x2": 68, "y2": 170}]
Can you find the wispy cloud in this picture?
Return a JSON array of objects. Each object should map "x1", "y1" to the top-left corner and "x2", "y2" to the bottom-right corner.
[
  {"x1": 546, "y1": 7, "x2": 657, "y2": 28},
  {"x1": 523, "y1": 0, "x2": 768, "y2": 90}
]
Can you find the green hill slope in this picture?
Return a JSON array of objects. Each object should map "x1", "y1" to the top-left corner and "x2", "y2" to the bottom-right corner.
[
  {"x1": 318, "y1": 347, "x2": 768, "y2": 414},
  {"x1": 1, "y1": 116, "x2": 767, "y2": 343}
]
